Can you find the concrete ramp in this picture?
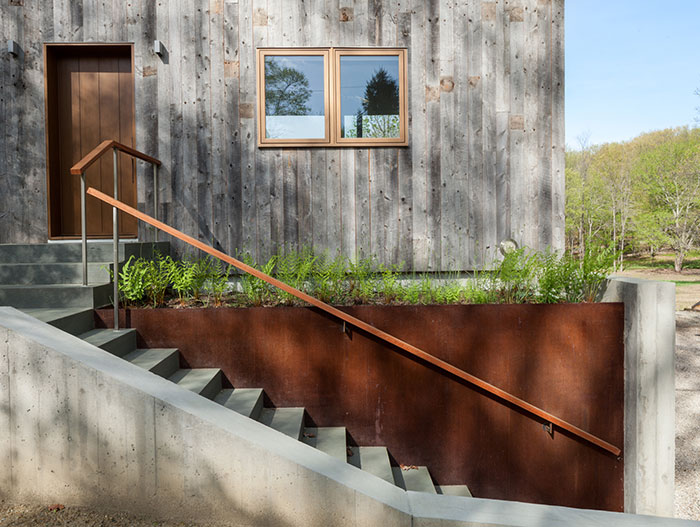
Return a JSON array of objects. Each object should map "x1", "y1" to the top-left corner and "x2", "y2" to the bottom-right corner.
[{"x1": 0, "y1": 307, "x2": 696, "y2": 527}]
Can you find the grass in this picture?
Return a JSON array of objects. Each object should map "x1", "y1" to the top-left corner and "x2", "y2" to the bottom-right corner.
[{"x1": 623, "y1": 251, "x2": 700, "y2": 271}]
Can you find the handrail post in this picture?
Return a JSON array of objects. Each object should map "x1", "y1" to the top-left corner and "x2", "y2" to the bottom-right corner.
[
  {"x1": 81, "y1": 173, "x2": 87, "y2": 286},
  {"x1": 153, "y1": 164, "x2": 158, "y2": 242},
  {"x1": 113, "y1": 148, "x2": 119, "y2": 331}
]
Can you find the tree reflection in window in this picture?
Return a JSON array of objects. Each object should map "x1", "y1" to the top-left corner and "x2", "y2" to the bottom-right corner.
[
  {"x1": 341, "y1": 56, "x2": 401, "y2": 139},
  {"x1": 264, "y1": 55, "x2": 325, "y2": 139}
]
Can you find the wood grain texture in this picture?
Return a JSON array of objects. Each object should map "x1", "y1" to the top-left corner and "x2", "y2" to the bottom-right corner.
[{"x1": 0, "y1": 0, "x2": 564, "y2": 270}]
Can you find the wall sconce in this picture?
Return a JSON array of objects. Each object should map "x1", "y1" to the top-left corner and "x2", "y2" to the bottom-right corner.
[
  {"x1": 7, "y1": 40, "x2": 20, "y2": 56},
  {"x1": 153, "y1": 40, "x2": 165, "y2": 56}
]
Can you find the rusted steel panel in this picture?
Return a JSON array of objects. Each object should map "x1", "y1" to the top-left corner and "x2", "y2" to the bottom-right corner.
[{"x1": 96, "y1": 303, "x2": 624, "y2": 511}]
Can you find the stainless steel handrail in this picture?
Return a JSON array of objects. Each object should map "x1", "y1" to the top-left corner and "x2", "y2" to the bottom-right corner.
[{"x1": 70, "y1": 140, "x2": 162, "y2": 330}]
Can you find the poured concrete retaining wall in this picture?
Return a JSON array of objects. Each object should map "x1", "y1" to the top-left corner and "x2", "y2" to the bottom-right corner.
[
  {"x1": 0, "y1": 305, "x2": 692, "y2": 526},
  {"x1": 602, "y1": 277, "x2": 676, "y2": 517}
]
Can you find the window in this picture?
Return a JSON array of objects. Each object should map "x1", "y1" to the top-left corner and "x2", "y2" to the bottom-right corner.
[{"x1": 257, "y1": 48, "x2": 407, "y2": 147}]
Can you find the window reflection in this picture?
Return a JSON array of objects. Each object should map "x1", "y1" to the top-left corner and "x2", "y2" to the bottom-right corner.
[
  {"x1": 340, "y1": 56, "x2": 400, "y2": 139},
  {"x1": 264, "y1": 55, "x2": 325, "y2": 139}
]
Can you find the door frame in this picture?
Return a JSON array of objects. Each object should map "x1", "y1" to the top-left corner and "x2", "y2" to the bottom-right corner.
[{"x1": 43, "y1": 42, "x2": 136, "y2": 240}]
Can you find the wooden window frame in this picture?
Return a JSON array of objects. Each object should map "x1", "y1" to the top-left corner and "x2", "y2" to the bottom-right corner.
[{"x1": 257, "y1": 47, "x2": 408, "y2": 148}]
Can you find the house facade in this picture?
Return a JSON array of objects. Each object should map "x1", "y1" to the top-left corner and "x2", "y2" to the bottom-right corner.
[{"x1": 0, "y1": 0, "x2": 564, "y2": 271}]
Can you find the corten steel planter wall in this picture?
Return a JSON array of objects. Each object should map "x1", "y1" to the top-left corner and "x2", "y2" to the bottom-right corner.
[{"x1": 96, "y1": 303, "x2": 625, "y2": 511}]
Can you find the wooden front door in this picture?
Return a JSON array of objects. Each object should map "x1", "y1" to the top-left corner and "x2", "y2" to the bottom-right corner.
[{"x1": 45, "y1": 44, "x2": 137, "y2": 238}]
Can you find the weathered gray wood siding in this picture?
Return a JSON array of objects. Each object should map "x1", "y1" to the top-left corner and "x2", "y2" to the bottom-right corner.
[{"x1": 0, "y1": 0, "x2": 564, "y2": 271}]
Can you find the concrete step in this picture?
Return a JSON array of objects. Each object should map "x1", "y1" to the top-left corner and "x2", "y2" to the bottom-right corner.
[
  {"x1": 348, "y1": 446, "x2": 394, "y2": 485},
  {"x1": 124, "y1": 348, "x2": 180, "y2": 378},
  {"x1": 21, "y1": 307, "x2": 95, "y2": 336},
  {"x1": 0, "y1": 241, "x2": 170, "y2": 264},
  {"x1": 0, "y1": 262, "x2": 113, "y2": 285},
  {"x1": 259, "y1": 407, "x2": 305, "y2": 440},
  {"x1": 168, "y1": 368, "x2": 222, "y2": 400},
  {"x1": 302, "y1": 427, "x2": 347, "y2": 461},
  {"x1": 436, "y1": 485, "x2": 472, "y2": 497},
  {"x1": 215, "y1": 388, "x2": 265, "y2": 419},
  {"x1": 393, "y1": 466, "x2": 436, "y2": 494},
  {"x1": 79, "y1": 328, "x2": 137, "y2": 358},
  {"x1": 0, "y1": 283, "x2": 113, "y2": 308}
]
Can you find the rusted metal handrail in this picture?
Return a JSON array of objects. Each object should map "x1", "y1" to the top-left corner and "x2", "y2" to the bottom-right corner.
[
  {"x1": 86, "y1": 186, "x2": 622, "y2": 457},
  {"x1": 71, "y1": 140, "x2": 161, "y2": 331}
]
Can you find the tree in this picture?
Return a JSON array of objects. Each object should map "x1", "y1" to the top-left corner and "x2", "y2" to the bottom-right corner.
[
  {"x1": 636, "y1": 128, "x2": 700, "y2": 272},
  {"x1": 358, "y1": 67, "x2": 400, "y2": 138},
  {"x1": 265, "y1": 60, "x2": 311, "y2": 116},
  {"x1": 590, "y1": 143, "x2": 633, "y2": 270}
]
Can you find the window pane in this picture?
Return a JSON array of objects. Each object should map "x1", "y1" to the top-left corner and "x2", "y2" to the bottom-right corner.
[
  {"x1": 339, "y1": 55, "x2": 400, "y2": 139},
  {"x1": 264, "y1": 55, "x2": 325, "y2": 139}
]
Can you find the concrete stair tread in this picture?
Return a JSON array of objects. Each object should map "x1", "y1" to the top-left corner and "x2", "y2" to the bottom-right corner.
[
  {"x1": 80, "y1": 327, "x2": 136, "y2": 346},
  {"x1": 124, "y1": 348, "x2": 180, "y2": 378},
  {"x1": 0, "y1": 241, "x2": 170, "y2": 264},
  {"x1": 21, "y1": 307, "x2": 95, "y2": 336},
  {"x1": 259, "y1": 407, "x2": 305, "y2": 440},
  {"x1": 302, "y1": 427, "x2": 347, "y2": 461},
  {"x1": 0, "y1": 283, "x2": 111, "y2": 289},
  {"x1": 0, "y1": 283, "x2": 113, "y2": 309},
  {"x1": 348, "y1": 446, "x2": 394, "y2": 485},
  {"x1": 21, "y1": 307, "x2": 92, "y2": 323},
  {"x1": 215, "y1": 388, "x2": 264, "y2": 419},
  {"x1": 395, "y1": 466, "x2": 436, "y2": 493},
  {"x1": 0, "y1": 262, "x2": 113, "y2": 285},
  {"x1": 168, "y1": 368, "x2": 222, "y2": 399},
  {"x1": 436, "y1": 485, "x2": 472, "y2": 497}
]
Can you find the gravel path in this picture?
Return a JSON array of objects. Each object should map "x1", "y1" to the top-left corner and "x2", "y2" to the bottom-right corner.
[
  {"x1": 0, "y1": 502, "x2": 228, "y2": 527},
  {"x1": 676, "y1": 310, "x2": 700, "y2": 521}
]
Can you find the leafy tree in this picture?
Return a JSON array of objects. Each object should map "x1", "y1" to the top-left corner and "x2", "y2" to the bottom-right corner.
[
  {"x1": 635, "y1": 128, "x2": 700, "y2": 272},
  {"x1": 265, "y1": 60, "x2": 311, "y2": 116}
]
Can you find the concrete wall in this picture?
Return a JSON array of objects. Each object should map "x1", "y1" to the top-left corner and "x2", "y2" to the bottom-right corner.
[{"x1": 601, "y1": 277, "x2": 676, "y2": 517}]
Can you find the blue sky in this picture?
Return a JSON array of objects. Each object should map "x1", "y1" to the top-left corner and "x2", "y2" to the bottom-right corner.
[{"x1": 566, "y1": 1, "x2": 700, "y2": 147}]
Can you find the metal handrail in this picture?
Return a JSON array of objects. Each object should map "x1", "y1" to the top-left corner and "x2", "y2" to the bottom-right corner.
[
  {"x1": 85, "y1": 186, "x2": 622, "y2": 457},
  {"x1": 71, "y1": 140, "x2": 162, "y2": 331}
]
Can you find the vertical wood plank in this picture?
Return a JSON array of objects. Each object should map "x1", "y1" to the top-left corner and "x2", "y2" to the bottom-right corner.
[
  {"x1": 253, "y1": 0, "x2": 271, "y2": 259},
  {"x1": 167, "y1": 0, "x2": 184, "y2": 242},
  {"x1": 537, "y1": 0, "x2": 553, "y2": 250},
  {"x1": 181, "y1": 0, "x2": 198, "y2": 245},
  {"x1": 551, "y1": 0, "x2": 565, "y2": 251},
  {"x1": 238, "y1": 0, "x2": 257, "y2": 255},
  {"x1": 482, "y1": 1, "x2": 498, "y2": 263},
  {"x1": 196, "y1": 1, "x2": 213, "y2": 243},
  {"x1": 508, "y1": 1, "x2": 526, "y2": 250},
  {"x1": 396, "y1": 9, "x2": 413, "y2": 268},
  {"x1": 425, "y1": 0, "x2": 441, "y2": 270},
  {"x1": 467, "y1": 0, "x2": 484, "y2": 267},
  {"x1": 439, "y1": 0, "x2": 456, "y2": 270},
  {"x1": 409, "y1": 0, "x2": 427, "y2": 270},
  {"x1": 224, "y1": 0, "x2": 242, "y2": 255},
  {"x1": 156, "y1": 0, "x2": 173, "y2": 224},
  {"x1": 452, "y1": 1, "x2": 470, "y2": 270},
  {"x1": 523, "y1": 0, "x2": 538, "y2": 250}
]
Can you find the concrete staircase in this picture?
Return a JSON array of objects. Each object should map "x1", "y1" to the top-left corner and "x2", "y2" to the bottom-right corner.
[
  {"x1": 0, "y1": 241, "x2": 168, "y2": 308},
  {"x1": 26, "y1": 305, "x2": 471, "y2": 496},
  {"x1": 0, "y1": 242, "x2": 471, "y2": 497}
]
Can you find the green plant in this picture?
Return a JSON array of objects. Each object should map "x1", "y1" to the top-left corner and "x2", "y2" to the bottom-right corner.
[
  {"x1": 205, "y1": 261, "x2": 233, "y2": 307},
  {"x1": 347, "y1": 257, "x2": 376, "y2": 304},
  {"x1": 144, "y1": 253, "x2": 172, "y2": 307},
  {"x1": 275, "y1": 247, "x2": 316, "y2": 304},
  {"x1": 312, "y1": 252, "x2": 348, "y2": 304},
  {"x1": 117, "y1": 255, "x2": 149, "y2": 306},
  {"x1": 239, "y1": 253, "x2": 277, "y2": 306}
]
